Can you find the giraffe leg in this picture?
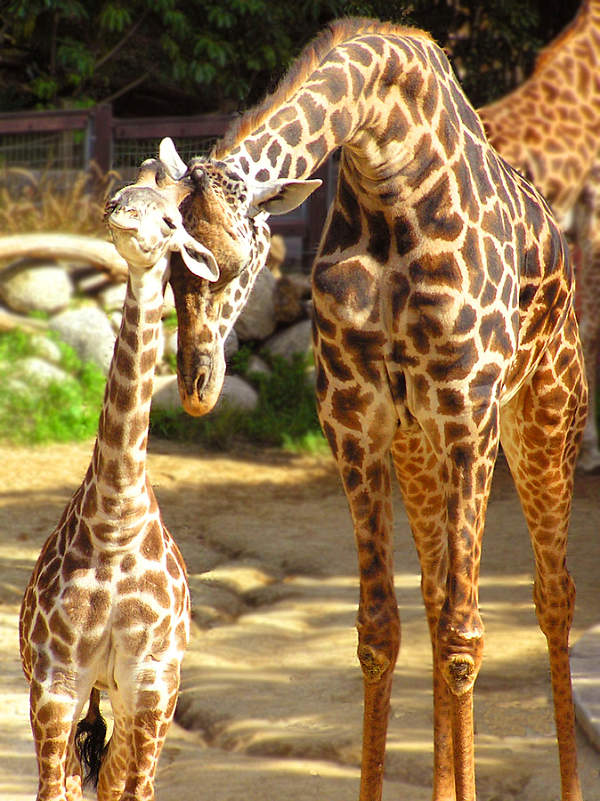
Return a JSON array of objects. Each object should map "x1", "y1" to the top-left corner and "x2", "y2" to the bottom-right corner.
[
  {"x1": 400, "y1": 399, "x2": 499, "y2": 801},
  {"x1": 392, "y1": 430, "x2": 455, "y2": 801},
  {"x1": 574, "y1": 179, "x2": 600, "y2": 471},
  {"x1": 351, "y1": 452, "x2": 399, "y2": 801},
  {"x1": 99, "y1": 660, "x2": 181, "y2": 801},
  {"x1": 28, "y1": 678, "x2": 86, "y2": 801},
  {"x1": 500, "y1": 312, "x2": 586, "y2": 801},
  {"x1": 318, "y1": 407, "x2": 399, "y2": 799}
]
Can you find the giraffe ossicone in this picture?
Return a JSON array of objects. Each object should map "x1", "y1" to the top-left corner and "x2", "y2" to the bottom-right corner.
[
  {"x1": 19, "y1": 174, "x2": 196, "y2": 801},
  {"x1": 140, "y1": 17, "x2": 584, "y2": 801}
]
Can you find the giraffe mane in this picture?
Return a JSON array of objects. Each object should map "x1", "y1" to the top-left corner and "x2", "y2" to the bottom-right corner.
[{"x1": 212, "y1": 17, "x2": 433, "y2": 160}]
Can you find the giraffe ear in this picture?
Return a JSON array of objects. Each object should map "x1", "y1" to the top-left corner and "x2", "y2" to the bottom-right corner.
[
  {"x1": 249, "y1": 178, "x2": 322, "y2": 217},
  {"x1": 159, "y1": 137, "x2": 187, "y2": 180},
  {"x1": 172, "y1": 228, "x2": 220, "y2": 282}
]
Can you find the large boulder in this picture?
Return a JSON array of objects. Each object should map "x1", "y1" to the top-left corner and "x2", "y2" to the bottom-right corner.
[
  {"x1": 214, "y1": 375, "x2": 259, "y2": 413},
  {"x1": 49, "y1": 306, "x2": 116, "y2": 374},
  {"x1": 13, "y1": 356, "x2": 70, "y2": 387},
  {"x1": 234, "y1": 267, "x2": 276, "y2": 342},
  {"x1": 0, "y1": 260, "x2": 73, "y2": 315},
  {"x1": 262, "y1": 319, "x2": 313, "y2": 362}
]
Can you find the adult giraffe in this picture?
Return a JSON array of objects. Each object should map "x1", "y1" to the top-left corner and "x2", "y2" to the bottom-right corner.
[
  {"x1": 147, "y1": 18, "x2": 586, "y2": 801},
  {"x1": 479, "y1": 0, "x2": 600, "y2": 472}
]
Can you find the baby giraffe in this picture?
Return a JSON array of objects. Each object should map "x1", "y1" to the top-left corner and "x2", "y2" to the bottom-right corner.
[{"x1": 19, "y1": 149, "x2": 218, "y2": 801}]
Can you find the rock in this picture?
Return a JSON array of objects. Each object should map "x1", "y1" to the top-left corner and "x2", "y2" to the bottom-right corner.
[
  {"x1": 49, "y1": 306, "x2": 116, "y2": 374},
  {"x1": 162, "y1": 283, "x2": 176, "y2": 317},
  {"x1": 163, "y1": 327, "x2": 178, "y2": 359},
  {"x1": 224, "y1": 328, "x2": 239, "y2": 362},
  {"x1": 29, "y1": 334, "x2": 63, "y2": 365},
  {"x1": 273, "y1": 273, "x2": 311, "y2": 324},
  {"x1": 16, "y1": 357, "x2": 70, "y2": 386},
  {"x1": 234, "y1": 267, "x2": 277, "y2": 342},
  {"x1": 214, "y1": 375, "x2": 259, "y2": 413},
  {"x1": 0, "y1": 260, "x2": 73, "y2": 315},
  {"x1": 98, "y1": 281, "x2": 127, "y2": 311},
  {"x1": 247, "y1": 355, "x2": 271, "y2": 376},
  {"x1": 151, "y1": 374, "x2": 181, "y2": 411},
  {"x1": 262, "y1": 319, "x2": 313, "y2": 361},
  {"x1": 107, "y1": 310, "x2": 123, "y2": 333}
]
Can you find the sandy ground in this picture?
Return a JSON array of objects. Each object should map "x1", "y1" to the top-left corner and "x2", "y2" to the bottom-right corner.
[{"x1": 0, "y1": 438, "x2": 599, "y2": 801}]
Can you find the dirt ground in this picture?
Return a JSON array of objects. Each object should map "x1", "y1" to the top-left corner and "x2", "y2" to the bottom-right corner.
[{"x1": 0, "y1": 438, "x2": 599, "y2": 801}]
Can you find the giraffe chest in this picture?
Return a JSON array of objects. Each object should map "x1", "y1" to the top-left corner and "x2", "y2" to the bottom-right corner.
[{"x1": 22, "y1": 514, "x2": 190, "y2": 687}]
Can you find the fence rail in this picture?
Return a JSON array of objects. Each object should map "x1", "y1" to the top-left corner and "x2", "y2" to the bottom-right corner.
[{"x1": 0, "y1": 105, "x2": 332, "y2": 265}]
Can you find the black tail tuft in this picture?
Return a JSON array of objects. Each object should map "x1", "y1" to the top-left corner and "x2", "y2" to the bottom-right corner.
[{"x1": 74, "y1": 688, "x2": 108, "y2": 789}]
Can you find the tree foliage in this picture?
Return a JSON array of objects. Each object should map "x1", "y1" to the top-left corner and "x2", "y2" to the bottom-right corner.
[{"x1": 0, "y1": 0, "x2": 581, "y2": 115}]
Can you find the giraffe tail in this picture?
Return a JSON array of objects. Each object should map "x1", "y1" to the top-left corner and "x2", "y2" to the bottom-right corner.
[{"x1": 74, "y1": 687, "x2": 108, "y2": 788}]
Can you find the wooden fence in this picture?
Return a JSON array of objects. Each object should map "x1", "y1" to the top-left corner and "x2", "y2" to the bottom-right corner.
[{"x1": 0, "y1": 104, "x2": 333, "y2": 265}]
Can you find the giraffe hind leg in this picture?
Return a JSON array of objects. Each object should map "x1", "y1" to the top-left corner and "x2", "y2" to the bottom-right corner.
[{"x1": 500, "y1": 312, "x2": 586, "y2": 801}]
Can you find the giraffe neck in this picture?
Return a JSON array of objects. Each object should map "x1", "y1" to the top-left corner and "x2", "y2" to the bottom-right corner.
[
  {"x1": 88, "y1": 261, "x2": 165, "y2": 521},
  {"x1": 532, "y1": 0, "x2": 600, "y2": 91},
  {"x1": 215, "y1": 20, "x2": 483, "y2": 198}
]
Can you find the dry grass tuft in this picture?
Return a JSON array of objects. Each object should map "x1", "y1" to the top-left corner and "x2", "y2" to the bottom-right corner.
[{"x1": 0, "y1": 165, "x2": 121, "y2": 237}]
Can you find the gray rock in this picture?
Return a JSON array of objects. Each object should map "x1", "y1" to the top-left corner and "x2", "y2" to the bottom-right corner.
[
  {"x1": 247, "y1": 354, "x2": 271, "y2": 376},
  {"x1": 98, "y1": 281, "x2": 127, "y2": 312},
  {"x1": 0, "y1": 260, "x2": 73, "y2": 315},
  {"x1": 214, "y1": 375, "x2": 258, "y2": 412},
  {"x1": 262, "y1": 319, "x2": 313, "y2": 361},
  {"x1": 162, "y1": 283, "x2": 176, "y2": 317},
  {"x1": 151, "y1": 374, "x2": 181, "y2": 411},
  {"x1": 224, "y1": 327, "x2": 239, "y2": 362},
  {"x1": 234, "y1": 267, "x2": 276, "y2": 342},
  {"x1": 49, "y1": 306, "x2": 116, "y2": 374},
  {"x1": 29, "y1": 334, "x2": 63, "y2": 365},
  {"x1": 17, "y1": 357, "x2": 69, "y2": 386},
  {"x1": 163, "y1": 327, "x2": 178, "y2": 359}
]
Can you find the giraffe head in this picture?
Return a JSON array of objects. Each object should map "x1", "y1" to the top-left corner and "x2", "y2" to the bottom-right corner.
[
  {"x1": 105, "y1": 140, "x2": 219, "y2": 282},
  {"x1": 160, "y1": 140, "x2": 321, "y2": 416}
]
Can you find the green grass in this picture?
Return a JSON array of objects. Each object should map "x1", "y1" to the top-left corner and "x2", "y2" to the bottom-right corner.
[
  {"x1": 0, "y1": 329, "x2": 106, "y2": 444},
  {"x1": 0, "y1": 329, "x2": 327, "y2": 452}
]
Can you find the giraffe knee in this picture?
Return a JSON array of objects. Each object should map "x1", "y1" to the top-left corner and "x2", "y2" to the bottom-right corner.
[
  {"x1": 437, "y1": 614, "x2": 484, "y2": 696},
  {"x1": 356, "y1": 618, "x2": 400, "y2": 683}
]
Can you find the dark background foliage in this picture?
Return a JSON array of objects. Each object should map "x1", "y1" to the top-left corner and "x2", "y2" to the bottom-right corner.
[{"x1": 0, "y1": 0, "x2": 581, "y2": 115}]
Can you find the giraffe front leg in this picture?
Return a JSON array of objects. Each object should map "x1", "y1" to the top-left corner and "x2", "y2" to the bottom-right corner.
[
  {"x1": 351, "y1": 454, "x2": 400, "y2": 801},
  {"x1": 392, "y1": 429, "x2": 456, "y2": 801},
  {"x1": 420, "y1": 402, "x2": 498, "y2": 801},
  {"x1": 317, "y1": 400, "x2": 399, "y2": 800}
]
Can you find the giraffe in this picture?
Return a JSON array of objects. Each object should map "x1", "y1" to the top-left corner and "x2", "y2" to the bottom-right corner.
[
  {"x1": 17, "y1": 158, "x2": 215, "y2": 800},
  {"x1": 478, "y1": 0, "x2": 600, "y2": 472},
  {"x1": 137, "y1": 18, "x2": 586, "y2": 801}
]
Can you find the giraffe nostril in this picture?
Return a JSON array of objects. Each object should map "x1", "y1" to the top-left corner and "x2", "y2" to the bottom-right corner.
[{"x1": 194, "y1": 367, "x2": 210, "y2": 398}]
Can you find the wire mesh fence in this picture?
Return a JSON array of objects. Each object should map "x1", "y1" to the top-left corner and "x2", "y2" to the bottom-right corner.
[
  {"x1": 112, "y1": 135, "x2": 218, "y2": 170},
  {"x1": 0, "y1": 130, "x2": 87, "y2": 170}
]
